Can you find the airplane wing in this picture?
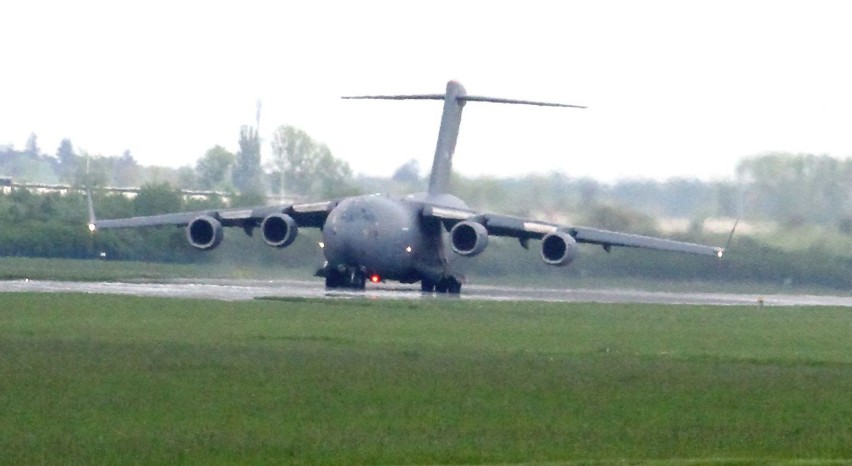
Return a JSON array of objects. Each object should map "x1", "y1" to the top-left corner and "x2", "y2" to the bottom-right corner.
[
  {"x1": 90, "y1": 200, "x2": 337, "y2": 231},
  {"x1": 421, "y1": 204, "x2": 724, "y2": 258}
]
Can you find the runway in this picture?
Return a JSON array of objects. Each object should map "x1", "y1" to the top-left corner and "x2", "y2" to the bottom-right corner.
[{"x1": 1, "y1": 278, "x2": 850, "y2": 306}]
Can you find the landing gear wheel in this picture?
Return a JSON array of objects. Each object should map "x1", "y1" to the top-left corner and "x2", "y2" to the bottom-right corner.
[
  {"x1": 446, "y1": 277, "x2": 462, "y2": 294},
  {"x1": 433, "y1": 277, "x2": 462, "y2": 294},
  {"x1": 348, "y1": 270, "x2": 366, "y2": 290},
  {"x1": 325, "y1": 269, "x2": 344, "y2": 288},
  {"x1": 325, "y1": 268, "x2": 366, "y2": 290},
  {"x1": 420, "y1": 279, "x2": 436, "y2": 292}
]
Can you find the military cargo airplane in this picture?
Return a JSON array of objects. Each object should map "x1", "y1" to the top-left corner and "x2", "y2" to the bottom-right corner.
[{"x1": 88, "y1": 81, "x2": 724, "y2": 293}]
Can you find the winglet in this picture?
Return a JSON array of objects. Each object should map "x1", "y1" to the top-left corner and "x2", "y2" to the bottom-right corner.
[
  {"x1": 86, "y1": 187, "x2": 97, "y2": 232},
  {"x1": 718, "y1": 217, "x2": 740, "y2": 259}
]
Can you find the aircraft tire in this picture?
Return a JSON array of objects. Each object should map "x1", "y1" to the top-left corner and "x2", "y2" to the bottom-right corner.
[
  {"x1": 420, "y1": 279, "x2": 435, "y2": 292},
  {"x1": 446, "y1": 278, "x2": 462, "y2": 294},
  {"x1": 325, "y1": 270, "x2": 343, "y2": 288},
  {"x1": 434, "y1": 277, "x2": 461, "y2": 294},
  {"x1": 351, "y1": 270, "x2": 366, "y2": 290}
]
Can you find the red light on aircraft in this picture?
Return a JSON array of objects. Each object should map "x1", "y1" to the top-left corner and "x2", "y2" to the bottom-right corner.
[{"x1": 370, "y1": 274, "x2": 381, "y2": 283}]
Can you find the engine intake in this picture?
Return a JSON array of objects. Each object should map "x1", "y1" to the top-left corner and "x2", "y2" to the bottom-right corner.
[
  {"x1": 261, "y1": 213, "x2": 299, "y2": 248},
  {"x1": 450, "y1": 220, "x2": 489, "y2": 257},
  {"x1": 540, "y1": 231, "x2": 579, "y2": 266},
  {"x1": 186, "y1": 215, "x2": 224, "y2": 250}
]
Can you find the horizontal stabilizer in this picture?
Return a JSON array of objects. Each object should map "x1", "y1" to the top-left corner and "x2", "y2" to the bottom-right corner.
[
  {"x1": 461, "y1": 95, "x2": 585, "y2": 108},
  {"x1": 342, "y1": 94, "x2": 446, "y2": 101},
  {"x1": 342, "y1": 94, "x2": 585, "y2": 108}
]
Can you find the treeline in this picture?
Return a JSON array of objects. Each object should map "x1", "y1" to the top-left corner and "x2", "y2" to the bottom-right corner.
[
  {"x1": 0, "y1": 184, "x2": 324, "y2": 269},
  {"x1": 1, "y1": 125, "x2": 357, "y2": 200},
  {"x1": 361, "y1": 153, "x2": 852, "y2": 235},
  {"x1": 2, "y1": 129, "x2": 850, "y2": 290},
  {"x1": 458, "y1": 153, "x2": 852, "y2": 233},
  {"x1": 4, "y1": 128, "x2": 850, "y2": 232},
  {"x1": 0, "y1": 184, "x2": 849, "y2": 290}
]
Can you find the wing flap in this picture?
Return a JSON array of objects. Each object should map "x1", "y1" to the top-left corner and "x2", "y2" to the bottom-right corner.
[
  {"x1": 421, "y1": 204, "x2": 477, "y2": 220},
  {"x1": 570, "y1": 226, "x2": 723, "y2": 257},
  {"x1": 95, "y1": 211, "x2": 208, "y2": 229},
  {"x1": 92, "y1": 201, "x2": 338, "y2": 231},
  {"x1": 422, "y1": 206, "x2": 557, "y2": 239},
  {"x1": 482, "y1": 214, "x2": 557, "y2": 239}
]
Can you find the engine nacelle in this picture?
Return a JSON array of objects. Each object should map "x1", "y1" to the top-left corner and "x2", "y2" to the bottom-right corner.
[
  {"x1": 186, "y1": 215, "x2": 224, "y2": 250},
  {"x1": 261, "y1": 213, "x2": 299, "y2": 248},
  {"x1": 450, "y1": 220, "x2": 489, "y2": 257},
  {"x1": 540, "y1": 230, "x2": 579, "y2": 266}
]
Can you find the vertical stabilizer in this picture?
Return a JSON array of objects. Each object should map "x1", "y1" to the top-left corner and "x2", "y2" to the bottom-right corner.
[{"x1": 429, "y1": 81, "x2": 466, "y2": 194}]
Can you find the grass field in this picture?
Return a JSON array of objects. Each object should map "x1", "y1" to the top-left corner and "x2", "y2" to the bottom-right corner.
[
  {"x1": 0, "y1": 256, "x2": 312, "y2": 282},
  {"x1": 1, "y1": 293, "x2": 851, "y2": 465}
]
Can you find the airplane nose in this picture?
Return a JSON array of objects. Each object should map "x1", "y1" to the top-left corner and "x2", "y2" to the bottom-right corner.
[{"x1": 321, "y1": 196, "x2": 416, "y2": 278}]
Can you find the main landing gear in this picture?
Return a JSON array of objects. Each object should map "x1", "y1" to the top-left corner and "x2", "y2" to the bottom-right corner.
[
  {"x1": 320, "y1": 265, "x2": 462, "y2": 294},
  {"x1": 324, "y1": 267, "x2": 367, "y2": 290},
  {"x1": 420, "y1": 276, "x2": 462, "y2": 294}
]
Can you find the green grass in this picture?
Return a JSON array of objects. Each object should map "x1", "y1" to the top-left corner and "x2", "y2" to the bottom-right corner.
[
  {"x1": 1, "y1": 293, "x2": 851, "y2": 464},
  {"x1": 0, "y1": 256, "x2": 309, "y2": 282}
]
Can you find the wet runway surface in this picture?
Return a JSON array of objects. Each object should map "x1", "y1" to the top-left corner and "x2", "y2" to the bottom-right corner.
[{"x1": 2, "y1": 278, "x2": 850, "y2": 306}]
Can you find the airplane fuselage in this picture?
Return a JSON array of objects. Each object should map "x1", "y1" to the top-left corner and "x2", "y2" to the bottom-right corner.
[{"x1": 321, "y1": 193, "x2": 460, "y2": 285}]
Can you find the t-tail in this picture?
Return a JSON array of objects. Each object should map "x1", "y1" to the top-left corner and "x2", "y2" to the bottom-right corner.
[{"x1": 343, "y1": 80, "x2": 585, "y2": 195}]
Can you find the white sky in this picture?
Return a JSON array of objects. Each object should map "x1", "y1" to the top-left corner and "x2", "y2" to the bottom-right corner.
[{"x1": 2, "y1": 0, "x2": 851, "y2": 182}]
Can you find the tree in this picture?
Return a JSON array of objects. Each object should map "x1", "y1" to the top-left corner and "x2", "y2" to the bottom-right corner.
[
  {"x1": 25, "y1": 133, "x2": 40, "y2": 158},
  {"x1": 232, "y1": 125, "x2": 264, "y2": 196},
  {"x1": 55, "y1": 138, "x2": 77, "y2": 183},
  {"x1": 197, "y1": 145, "x2": 235, "y2": 191},
  {"x1": 73, "y1": 153, "x2": 108, "y2": 188},
  {"x1": 176, "y1": 166, "x2": 198, "y2": 190},
  {"x1": 737, "y1": 153, "x2": 852, "y2": 226},
  {"x1": 112, "y1": 150, "x2": 141, "y2": 187},
  {"x1": 133, "y1": 182, "x2": 183, "y2": 216},
  {"x1": 392, "y1": 159, "x2": 421, "y2": 184},
  {"x1": 269, "y1": 125, "x2": 355, "y2": 198},
  {"x1": 580, "y1": 203, "x2": 659, "y2": 235}
]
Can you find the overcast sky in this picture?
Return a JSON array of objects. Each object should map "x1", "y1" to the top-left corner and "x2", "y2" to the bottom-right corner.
[{"x1": 2, "y1": 0, "x2": 851, "y2": 182}]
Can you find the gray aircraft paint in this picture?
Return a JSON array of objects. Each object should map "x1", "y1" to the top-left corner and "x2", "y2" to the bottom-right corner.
[
  {"x1": 429, "y1": 81, "x2": 465, "y2": 195},
  {"x1": 88, "y1": 81, "x2": 724, "y2": 293}
]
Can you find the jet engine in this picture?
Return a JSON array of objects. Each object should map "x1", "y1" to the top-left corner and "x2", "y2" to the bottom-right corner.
[
  {"x1": 261, "y1": 213, "x2": 299, "y2": 248},
  {"x1": 186, "y1": 215, "x2": 224, "y2": 250},
  {"x1": 450, "y1": 220, "x2": 489, "y2": 256},
  {"x1": 540, "y1": 230, "x2": 579, "y2": 266}
]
